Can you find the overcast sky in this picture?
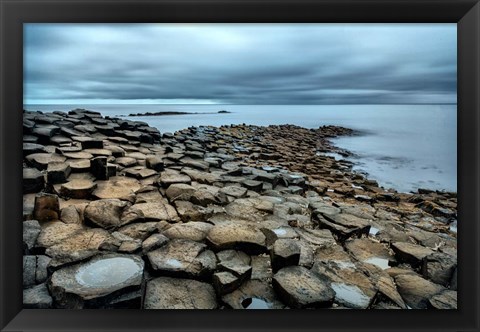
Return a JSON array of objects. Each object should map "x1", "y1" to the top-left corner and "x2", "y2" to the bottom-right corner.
[{"x1": 24, "y1": 24, "x2": 456, "y2": 105}]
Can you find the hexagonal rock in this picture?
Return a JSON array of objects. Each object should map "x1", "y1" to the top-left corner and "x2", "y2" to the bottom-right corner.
[
  {"x1": 93, "y1": 176, "x2": 141, "y2": 203},
  {"x1": 391, "y1": 242, "x2": 434, "y2": 267},
  {"x1": 142, "y1": 233, "x2": 169, "y2": 253},
  {"x1": 144, "y1": 277, "x2": 217, "y2": 309},
  {"x1": 241, "y1": 179, "x2": 263, "y2": 193},
  {"x1": 36, "y1": 222, "x2": 84, "y2": 248},
  {"x1": 421, "y1": 252, "x2": 457, "y2": 287},
  {"x1": 222, "y1": 279, "x2": 286, "y2": 309},
  {"x1": 78, "y1": 137, "x2": 104, "y2": 149},
  {"x1": 124, "y1": 166, "x2": 158, "y2": 179},
  {"x1": 23, "y1": 220, "x2": 41, "y2": 253},
  {"x1": 23, "y1": 143, "x2": 46, "y2": 156},
  {"x1": 23, "y1": 168, "x2": 45, "y2": 193},
  {"x1": 212, "y1": 271, "x2": 243, "y2": 295},
  {"x1": 163, "y1": 222, "x2": 213, "y2": 242},
  {"x1": 84, "y1": 199, "x2": 133, "y2": 229},
  {"x1": 115, "y1": 157, "x2": 138, "y2": 168},
  {"x1": 394, "y1": 273, "x2": 445, "y2": 309},
  {"x1": 344, "y1": 238, "x2": 395, "y2": 270},
  {"x1": 23, "y1": 283, "x2": 53, "y2": 309},
  {"x1": 60, "y1": 179, "x2": 97, "y2": 199},
  {"x1": 49, "y1": 254, "x2": 144, "y2": 308},
  {"x1": 270, "y1": 239, "x2": 301, "y2": 272},
  {"x1": 147, "y1": 239, "x2": 216, "y2": 278},
  {"x1": 174, "y1": 201, "x2": 213, "y2": 222},
  {"x1": 218, "y1": 185, "x2": 248, "y2": 199},
  {"x1": 67, "y1": 159, "x2": 91, "y2": 173},
  {"x1": 23, "y1": 255, "x2": 37, "y2": 287},
  {"x1": 62, "y1": 151, "x2": 94, "y2": 160},
  {"x1": 33, "y1": 193, "x2": 60, "y2": 222},
  {"x1": 311, "y1": 262, "x2": 378, "y2": 309},
  {"x1": 47, "y1": 162, "x2": 72, "y2": 184},
  {"x1": 165, "y1": 183, "x2": 196, "y2": 202},
  {"x1": 217, "y1": 250, "x2": 252, "y2": 280},
  {"x1": 45, "y1": 228, "x2": 110, "y2": 267},
  {"x1": 323, "y1": 213, "x2": 371, "y2": 233},
  {"x1": 272, "y1": 266, "x2": 335, "y2": 308},
  {"x1": 157, "y1": 170, "x2": 192, "y2": 188},
  {"x1": 26, "y1": 153, "x2": 67, "y2": 170},
  {"x1": 206, "y1": 223, "x2": 267, "y2": 255},
  {"x1": 117, "y1": 222, "x2": 159, "y2": 241},
  {"x1": 427, "y1": 290, "x2": 457, "y2": 309},
  {"x1": 145, "y1": 156, "x2": 164, "y2": 172},
  {"x1": 131, "y1": 201, "x2": 179, "y2": 223}
]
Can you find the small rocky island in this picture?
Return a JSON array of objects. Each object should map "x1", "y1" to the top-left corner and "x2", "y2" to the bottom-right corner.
[
  {"x1": 22, "y1": 109, "x2": 457, "y2": 309},
  {"x1": 127, "y1": 110, "x2": 231, "y2": 117}
]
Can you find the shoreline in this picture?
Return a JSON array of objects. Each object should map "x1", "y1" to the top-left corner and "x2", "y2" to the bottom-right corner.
[{"x1": 22, "y1": 108, "x2": 457, "y2": 309}]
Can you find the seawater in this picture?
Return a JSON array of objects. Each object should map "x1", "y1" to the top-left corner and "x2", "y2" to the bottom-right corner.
[{"x1": 24, "y1": 104, "x2": 457, "y2": 193}]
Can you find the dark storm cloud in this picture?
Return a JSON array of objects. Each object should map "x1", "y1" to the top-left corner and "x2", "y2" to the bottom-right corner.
[{"x1": 24, "y1": 24, "x2": 457, "y2": 104}]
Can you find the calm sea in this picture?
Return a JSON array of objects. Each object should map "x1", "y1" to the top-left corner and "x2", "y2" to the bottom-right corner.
[{"x1": 24, "y1": 104, "x2": 457, "y2": 194}]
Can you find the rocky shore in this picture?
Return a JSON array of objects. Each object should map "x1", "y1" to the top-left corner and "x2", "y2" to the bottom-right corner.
[{"x1": 22, "y1": 108, "x2": 457, "y2": 309}]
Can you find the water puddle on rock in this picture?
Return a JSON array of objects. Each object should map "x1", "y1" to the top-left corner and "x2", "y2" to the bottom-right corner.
[
  {"x1": 331, "y1": 282, "x2": 371, "y2": 309},
  {"x1": 273, "y1": 228, "x2": 287, "y2": 236},
  {"x1": 369, "y1": 227, "x2": 380, "y2": 236},
  {"x1": 449, "y1": 220, "x2": 457, "y2": 233},
  {"x1": 332, "y1": 260, "x2": 356, "y2": 269},
  {"x1": 165, "y1": 259, "x2": 183, "y2": 268},
  {"x1": 242, "y1": 297, "x2": 271, "y2": 309},
  {"x1": 363, "y1": 257, "x2": 390, "y2": 270},
  {"x1": 75, "y1": 257, "x2": 141, "y2": 288}
]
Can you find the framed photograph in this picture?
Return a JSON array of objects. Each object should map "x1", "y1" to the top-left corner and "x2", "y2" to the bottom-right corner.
[{"x1": 1, "y1": 0, "x2": 479, "y2": 331}]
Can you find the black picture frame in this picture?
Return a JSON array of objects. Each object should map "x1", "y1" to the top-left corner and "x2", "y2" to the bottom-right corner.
[{"x1": 1, "y1": 0, "x2": 479, "y2": 331}]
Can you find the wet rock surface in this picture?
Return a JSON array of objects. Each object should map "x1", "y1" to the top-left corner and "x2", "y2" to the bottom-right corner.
[{"x1": 22, "y1": 109, "x2": 457, "y2": 309}]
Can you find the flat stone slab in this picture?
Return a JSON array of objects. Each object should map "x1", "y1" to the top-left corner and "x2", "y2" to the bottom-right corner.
[
  {"x1": 158, "y1": 170, "x2": 192, "y2": 187},
  {"x1": 144, "y1": 277, "x2": 217, "y2": 309},
  {"x1": 49, "y1": 254, "x2": 144, "y2": 308},
  {"x1": 163, "y1": 222, "x2": 213, "y2": 242},
  {"x1": 84, "y1": 199, "x2": 135, "y2": 229},
  {"x1": 165, "y1": 183, "x2": 196, "y2": 202},
  {"x1": 428, "y1": 290, "x2": 457, "y2": 309},
  {"x1": 131, "y1": 201, "x2": 179, "y2": 222},
  {"x1": 26, "y1": 153, "x2": 67, "y2": 170},
  {"x1": 60, "y1": 179, "x2": 97, "y2": 199},
  {"x1": 222, "y1": 279, "x2": 285, "y2": 309},
  {"x1": 23, "y1": 283, "x2": 53, "y2": 309},
  {"x1": 67, "y1": 159, "x2": 91, "y2": 172},
  {"x1": 174, "y1": 201, "x2": 213, "y2": 222},
  {"x1": 345, "y1": 238, "x2": 395, "y2": 270},
  {"x1": 394, "y1": 273, "x2": 445, "y2": 309},
  {"x1": 115, "y1": 157, "x2": 138, "y2": 167},
  {"x1": 147, "y1": 239, "x2": 215, "y2": 278},
  {"x1": 391, "y1": 242, "x2": 434, "y2": 267},
  {"x1": 311, "y1": 262, "x2": 378, "y2": 309},
  {"x1": 206, "y1": 222, "x2": 267, "y2": 254},
  {"x1": 23, "y1": 220, "x2": 41, "y2": 253},
  {"x1": 36, "y1": 222, "x2": 84, "y2": 248},
  {"x1": 23, "y1": 168, "x2": 45, "y2": 193},
  {"x1": 83, "y1": 148, "x2": 112, "y2": 157},
  {"x1": 46, "y1": 228, "x2": 110, "y2": 267},
  {"x1": 124, "y1": 166, "x2": 158, "y2": 179},
  {"x1": 62, "y1": 151, "x2": 94, "y2": 159},
  {"x1": 93, "y1": 176, "x2": 141, "y2": 202},
  {"x1": 272, "y1": 266, "x2": 335, "y2": 308}
]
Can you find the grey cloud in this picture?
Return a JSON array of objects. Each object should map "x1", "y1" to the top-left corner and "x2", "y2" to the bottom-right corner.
[{"x1": 24, "y1": 24, "x2": 457, "y2": 104}]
